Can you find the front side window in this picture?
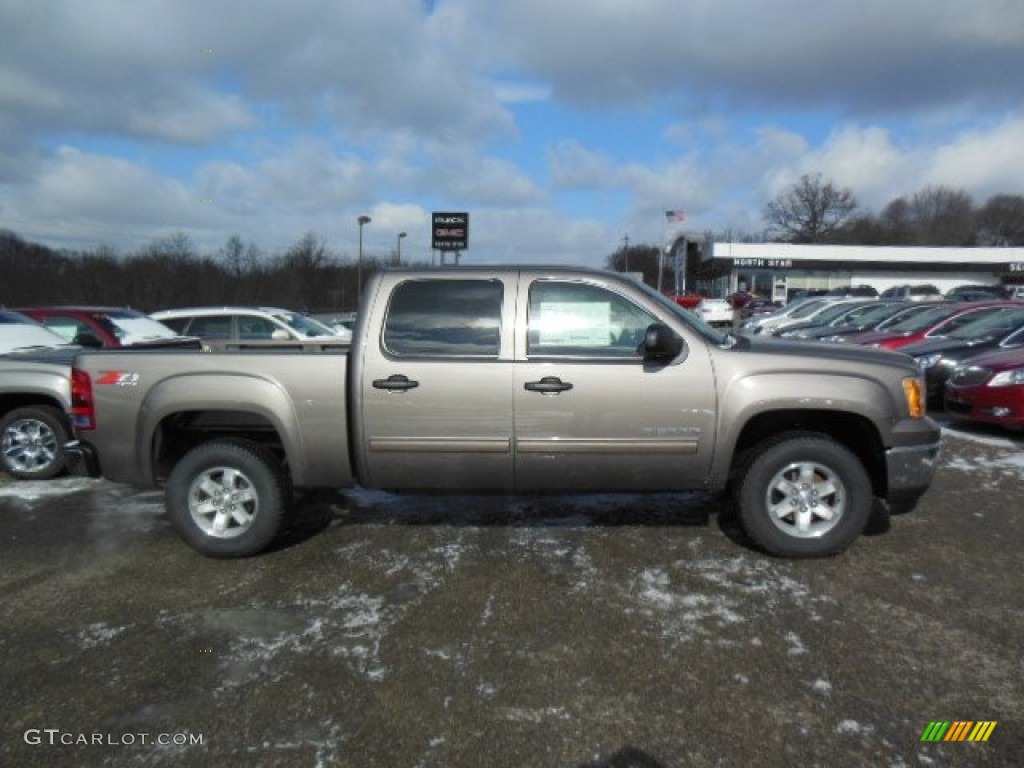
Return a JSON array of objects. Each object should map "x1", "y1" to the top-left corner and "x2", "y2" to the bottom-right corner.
[
  {"x1": 527, "y1": 280, "x2": 656, "y2": 358},
  {"x1": 383, "y1": 279, "x2": 503, "y2": 357}
]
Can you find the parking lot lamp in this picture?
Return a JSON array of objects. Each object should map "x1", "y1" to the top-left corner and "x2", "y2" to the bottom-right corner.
[
  {"x1": 396, "y1": 231, "x2": 407, "y2": 266},
  {"x1": 357, "y1": 215, "x2": 371, "y2": 297}
]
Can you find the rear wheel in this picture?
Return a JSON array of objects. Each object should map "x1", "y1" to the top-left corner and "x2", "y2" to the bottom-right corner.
[
  {"x1": 166, "y1": 440, "x2": 288, "y2": 558},
  {"x1": 736, "y1": 434, "x2": 872, "y2": 558},
  {"x1": 0, "y1": 406, "x2": 69, "y2": 480}
]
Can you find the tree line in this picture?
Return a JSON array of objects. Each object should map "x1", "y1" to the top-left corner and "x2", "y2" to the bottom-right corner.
[
  {"x1": 0, "y1": 231, "x2": 401, "y2": 312},
  {"x1": 760, "y1": 176, "x2": 1024, "y2": 246},
  {"x1": 4, "y1": 178, "x2": 1022, "y2": 311}
]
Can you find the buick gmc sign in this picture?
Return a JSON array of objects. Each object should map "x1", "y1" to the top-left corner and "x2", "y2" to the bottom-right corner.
[{"x1": 432, "y1": 212, "x2": 469, "y2": 251}]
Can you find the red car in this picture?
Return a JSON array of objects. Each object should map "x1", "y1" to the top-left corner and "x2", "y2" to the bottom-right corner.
[
  {"x1": 850, "y1": 301, "x2": 1020, "y2": 350},
  {"x1": 945, "y1": 347, "x2": 1024, "y2": 431},
  {"x1": 668, "y1": 291, "x2": 704, "y2": 310},
  {"x1": 16, "y1": 306, "x2": 196, "y2": 349}
]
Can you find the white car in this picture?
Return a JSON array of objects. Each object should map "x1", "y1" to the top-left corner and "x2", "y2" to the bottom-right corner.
[
  {"x1": 695, "y1": 298, "x2": 734, "y2": 327},
  {"x1": 150, "y1": 306, "x2": 350, "y2": 347},
  {"x1": 0, "y1": 310, "x2": 69, "y2": 354}
]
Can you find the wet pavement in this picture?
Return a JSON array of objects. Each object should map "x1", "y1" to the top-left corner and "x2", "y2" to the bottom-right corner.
[{"x1": 1, "y1": 420, "x2": 1022, "y2": 767}]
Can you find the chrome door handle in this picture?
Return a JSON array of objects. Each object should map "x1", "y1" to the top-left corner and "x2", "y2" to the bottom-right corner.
[
  {"x1": 524, "y1": 376, "x2": 573, "y2": 394},
  {"x1": 373, "y1": 374, "x2": 419, "y2": 392}
]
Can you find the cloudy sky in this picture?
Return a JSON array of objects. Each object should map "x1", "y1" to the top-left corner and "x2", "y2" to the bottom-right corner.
[{"x1": 2, "y1": 0, "x2": 1023, "y2": 268}]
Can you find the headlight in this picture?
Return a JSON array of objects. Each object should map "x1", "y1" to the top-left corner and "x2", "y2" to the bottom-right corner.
[
  {"x1": 917, "y1": 353, "x2": 943, "y2": 369},
  {"x1": 989, "y1": 368, "x2": 1024, "y2": 387}
]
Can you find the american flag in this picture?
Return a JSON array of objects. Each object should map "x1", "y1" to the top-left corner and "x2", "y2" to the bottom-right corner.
[{"x1": 665, "y1": 209, "x2": 686, "y2": 223}]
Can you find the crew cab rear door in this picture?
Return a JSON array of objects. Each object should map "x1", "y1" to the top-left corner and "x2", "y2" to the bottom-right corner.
[
  {"x1": 356, "y1": 274, "x2": 516, "y2": 490},
  {"x1": 512, "y1": 272, "x2": 717, "y2": 491}
]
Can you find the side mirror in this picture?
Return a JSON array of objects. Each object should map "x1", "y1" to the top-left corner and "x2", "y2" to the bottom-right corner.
[
  {"x1": 641, "y1": 323, "x2": 684, "y2": 362},
  {"x1": 271, "y1": 329, "x2": 291, "y2": 341}
]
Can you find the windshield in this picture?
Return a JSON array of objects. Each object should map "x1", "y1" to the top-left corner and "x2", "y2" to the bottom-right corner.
[
  {"x1": 273, "y1": 312, "x2": 338, "y2": 338},
  {"x1": 100, "y1": 311, "x2": 179, "y2": 343},
  {"x1": 812, "y1": 302, "x2": 868, "y2": 324},
  {"x1": 634, "y1": 281, "x2": 729, "y2": 345},
  {"x1": 841, "y1": 303, "x2": 901, "y2": 325},
  {"x1": 0, "y1": 322, "x2": 68, "y2": 353},
  {"x1": 945, "y1": 307, "x2": 1024, "y2": 340},
  {"x1": 790, "y1": 300, "x2": 832, "y2": 319},
  {"x1": 885, "y1": 304, "x2": 963, "y2": 333}
]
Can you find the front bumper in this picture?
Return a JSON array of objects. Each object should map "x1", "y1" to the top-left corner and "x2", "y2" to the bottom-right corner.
[
  {"x1": 884, "y1": 440, "x2": 941, "y2": 507},
  {"x1": 64, "y1": 440, "x2": 101, "y2": 478}
]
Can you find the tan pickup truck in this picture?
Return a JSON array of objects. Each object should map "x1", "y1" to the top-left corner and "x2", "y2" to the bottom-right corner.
[{"x1": 67, "y1": 267, "x2": 941, "y2": 559}]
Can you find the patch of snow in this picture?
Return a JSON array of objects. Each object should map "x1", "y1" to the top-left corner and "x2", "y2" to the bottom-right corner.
[
  {"x1": 0, "y1": 477, "x2": 102, "y2": 500},
  {"x1": 76, "y1": 622, "x2": 128, "y2": 649},
  {"x1": 834, "y1": 719, "x2": 875, "y2": 735}
]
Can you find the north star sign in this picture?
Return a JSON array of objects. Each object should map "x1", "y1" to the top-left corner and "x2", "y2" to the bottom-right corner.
[{"x1": 432, "y1": 212, "x2": 469, "y2": 251}]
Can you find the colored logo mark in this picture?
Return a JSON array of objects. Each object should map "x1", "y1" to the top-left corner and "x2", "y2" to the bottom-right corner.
[{"x1": 921, "y1": 721, "x2": 997, "y2": 742}]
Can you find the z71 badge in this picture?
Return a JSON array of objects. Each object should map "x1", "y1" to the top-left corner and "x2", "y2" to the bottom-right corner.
[{"x1": 96, "y1": 371, "x2": 140, "y2": 387}]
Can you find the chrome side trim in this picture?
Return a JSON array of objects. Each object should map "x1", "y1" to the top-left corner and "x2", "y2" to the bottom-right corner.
[
  {"x1": 516, "y1": 438, "x2": 698, "y2": 454},
  {"x1": 369, "y1": 437, "x2": 512, "y2": 453}
]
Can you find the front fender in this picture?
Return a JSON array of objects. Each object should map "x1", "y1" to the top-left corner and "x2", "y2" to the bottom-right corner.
[{"x1": 710, "y1": 372, "x2": 894, "y2": 487}]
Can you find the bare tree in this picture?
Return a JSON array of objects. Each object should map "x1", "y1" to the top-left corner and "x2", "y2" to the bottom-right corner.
[
  {"x1": 977, "y1": 194, "x2": 1024, "y2": 246},
  {"x1": 909, "y1": 186, "x2": 976, "y2": 246},
  {"x1": 763, "y1": 173, "x2": 858, "y2": 243}
]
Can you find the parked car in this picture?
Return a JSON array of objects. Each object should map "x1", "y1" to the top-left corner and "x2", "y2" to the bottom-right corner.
[
  {"x1": 150, "y1": 306, "x2": 347, "y2": 349},
  {"x1": 1, "y1": 311, "x2": 74, "y2": 480},
  {"x1": 667, "y1": 291, "x2": 705, "y2": 310},
  {"x1": 780, "y1": 301, "x2": 912, "y2": 341},
  {"x1": 879, "y1": 284, "x2": 944, "y2": 302},
  {"x1": 726, "y1": 291, "x2": 753, "y2": 309},
  {"x1": 945, "y1": 285, "x2": 1006, "y2": 302},
  {"x1": 1, "y1": 309, "x2": 198, "y2": 480},
  {"x1": 310, "y1": 312, "x2": 356, "y2": 341},
  {"x1": 694, "y1": 298, "x2": 734, "y2": 327},
  {"x1": 850, "y1": 302, "x2": 1018, "y2": 350},
  {"x1": 774, "y1": 299, "x2": 881, "y2": 338},
  {"x1": 901, "y1": 306, "x2": 1024, "y2": 406},
  {"x1": 738, "y1": 298, "x2": 782, "y2": 320},
  {"x1": 824, "y1": 285, "x2": 879, "y2": 298},
  {"x1": 0, "y1": 310, "x2": 69, "y2": 354},
  {"x1": 16, "y1": 306, "x2": 196, "y2": 349},
  {"x1": 756, "y1": 298, "x2": 866, "y2": 336},
  {"x1": 945, "y1": 347, "x2": 1024, "y2": 431},
  {"x1": 739, "y1": 297, "x2": 834, "y2": 334}
]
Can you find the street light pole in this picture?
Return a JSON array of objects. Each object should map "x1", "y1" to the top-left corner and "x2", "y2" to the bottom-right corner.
[
  {"x1": 396, "y1": 231, "x2": 407, "y2": 266},
  {"x1": 357, "y1": 214, "x2": 371, "y2": 298}
]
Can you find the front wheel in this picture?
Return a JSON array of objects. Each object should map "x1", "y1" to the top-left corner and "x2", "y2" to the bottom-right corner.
[
  {"x1": 0, "y1": 406, "x2": 70, "y2": 480},
  {"x1": 166, "y1": 440, "x2": 288, "y2": 558},
  {"x1": 736, "y1": 434, "x2": 872, "y2": 558}
]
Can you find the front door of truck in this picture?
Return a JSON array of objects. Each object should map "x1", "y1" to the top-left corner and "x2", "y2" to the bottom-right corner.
[
  {"x1": 513, "y1": 275, "x2": 717, "y2": 491},
  {"x1": 358, "y1": 276, "x2": 516, "y2": 490}
]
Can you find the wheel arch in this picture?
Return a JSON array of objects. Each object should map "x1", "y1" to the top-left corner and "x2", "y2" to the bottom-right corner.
[{"x1": 726, "y1": 409, "x2": 886, "y2": 499}]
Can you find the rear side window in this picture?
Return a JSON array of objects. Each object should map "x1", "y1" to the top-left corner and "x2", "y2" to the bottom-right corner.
[
  {"x1": 383, "y1": 279, "x2": 503, "y2": 357},
  {"x1": 185, "y1": 315, "x2": 233, "y2": 340}
]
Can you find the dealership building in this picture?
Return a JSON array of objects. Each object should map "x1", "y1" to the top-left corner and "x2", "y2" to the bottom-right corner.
[{"x1": 671, "y1": 240, "x2": 1024, "y2": 302}]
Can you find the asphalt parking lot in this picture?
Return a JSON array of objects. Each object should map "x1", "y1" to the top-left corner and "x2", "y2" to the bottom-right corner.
[{"x1": 1, "y1": 420, "x2": 1022, "y2": 767}]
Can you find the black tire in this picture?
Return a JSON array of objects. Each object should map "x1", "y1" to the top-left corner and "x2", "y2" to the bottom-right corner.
[
  {"x1": 0, "y1": 405, "x2": 70, "y2": 480},
  {"x1": 736, "y1": 433, "x2": 872, "y2": 558},
  {"x1": 165, "y1": 440, "x2": 288, "y2": 558}
]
